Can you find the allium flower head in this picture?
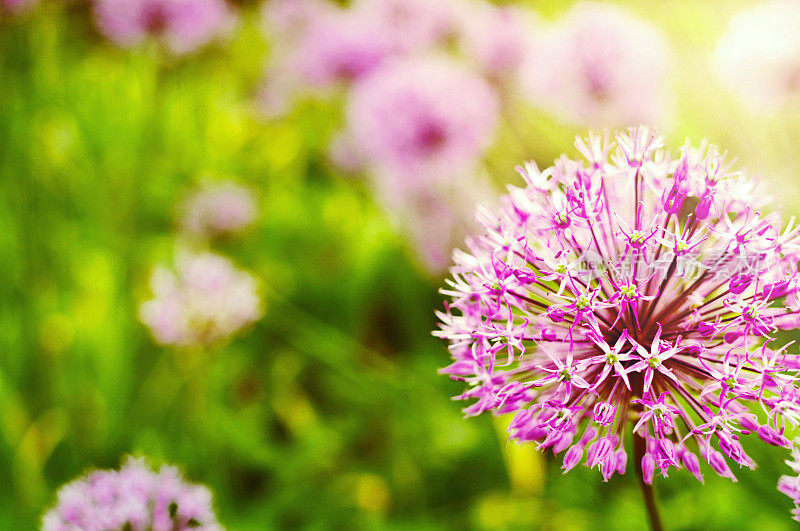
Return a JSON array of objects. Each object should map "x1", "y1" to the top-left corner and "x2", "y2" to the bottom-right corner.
[
  {"x1": 140, "y1": 252, "x2": 262, "y2": 347},
  {"x1": 180, "y1": 181, "x2": 257, "y2": 238},
  {"x1": 94, "y1": 0, "x2": 233, "y2": 55},
  {"x1": 346, "y1": 55, "x2": 498, "y2": 185},
  {"x1": 436, "y1": 128, "x2": 800, "y2": 485},
  {"x1": 519, "y1": 2, "x2": 672, "y2": 128},
  {"x1": 42, "y1": 456, "x2": 222, "y2": 531},
  {"x1": 714, "y1": 0, "x2": 800, "y2": 111}
]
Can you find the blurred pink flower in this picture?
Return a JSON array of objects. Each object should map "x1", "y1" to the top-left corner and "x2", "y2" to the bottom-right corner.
[
  {"x1": 1, "y1": 0, "x2": 38, "y2": 14},
  {"x1": 262, "y1": 0, "x2": 332, "y2": 37},
  {"x1": 519, "y1": 2, "x2": 672, "y2": 128},
  {"x1": 259, "y1": 0, "x2": 335, "y2": 117},
  {"x1": 352, "y1": 0, "x2": 456, "y2": 55},
  {"x1": 180, "y1": 181, "x2": 257, "y2": 238},
  {"x1": 714, "y1": 0, "x2": 800, "y2": 111},
  {"x1": 94, "y1": 0, "x2": 233, "y2": 55},
  {"x1": 345, "y1": 55, "x2": 498, "y2": 185},
  {"x1": 261, "y1": 0, "x2": 459, "y2": 99},
  {"x1": 380, "y1": 172, "x2": 495, "y2": 273},
  {"x1": 256, "y1": 64, "x2": 299, "y2": 119},
  {"x1": 42, "y1": 457, "x2": 221, "y2": 531},
  {"x1": 139, "y1": 253, "x2": 262, "y2": 347},
  {"x1": 290, "y1": 6, "x2": 392, "y2": 88},
  {"x1": 456, "y1": 0, "x2": 539, "y2": 81}
]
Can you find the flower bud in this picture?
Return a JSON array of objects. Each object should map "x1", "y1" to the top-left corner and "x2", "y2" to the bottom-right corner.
[
  {"x1": 758, "y1": 425, "x2": 791, "y2": 447},
  {"x1": 642, "y1": 453, "x2": 655, "y2": 484},
  {"x1": 729, "y1": 275, "x2": 752, "y2": 295},
  {"x1": 615, "y1": 449, "x2": 627, "y2": 475},
  {"x1": 562, "y1": 445, "x2": 583, "y2": 473},
  {"x1": 681, "y1": 450, "x2": 703, "y2": 483},
  {"x1": 593, "y1": 402, "x2": 616, "y2": 426},
  {"x1": 708, "y1": 451, "x2": 736, "y2": 481},
  {"x1": 696, "y1": 193, "x2": 713, "y2": 220}
]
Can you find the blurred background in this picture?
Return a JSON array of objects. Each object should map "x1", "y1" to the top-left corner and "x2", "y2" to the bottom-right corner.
[{"x1": 3, "y1": 0, "x2": 800, "y2": 528}]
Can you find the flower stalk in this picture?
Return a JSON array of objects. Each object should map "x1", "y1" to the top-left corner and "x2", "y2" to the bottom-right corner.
[{"x1": 634, "y1": 433, "x2": 664, "y2": 531}]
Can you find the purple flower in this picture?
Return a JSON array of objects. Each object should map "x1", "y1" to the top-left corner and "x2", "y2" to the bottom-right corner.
[
  {"x1": 94, "y1": 0, "x2": 233, "y2": 55},
  {"x1": 139, "y1": 252, "x2": 262, "y2": 347},
  {"x1": 519, "y1": 2, "x2": 672, "y2": 128},
  {"x1": 345, "y1": 55, "x2": 498, "y2": 184},
  {"x1": 180, "y1": 181, "x2": 257, "y2": 238},
  {"x1": 436, "y1": 128, "x2": 800, "y2": 486},
  {"x1": 42, "y1": 457, "x2": 222, "y2": 530},
  {"x1": 714, "y1": 0, "x2": 800, "y2": 111}
]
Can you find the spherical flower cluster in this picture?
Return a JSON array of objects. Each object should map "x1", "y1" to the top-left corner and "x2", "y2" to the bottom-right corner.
[
  {"x1": 94, "y1": 0, "x2": 233, "y2": 55},
  {"x1": 714, "y1": 0, "x2": 800, "y2": 111},
  {"x1": 342, "y1": 55, "x2": 498, "y2": 271},
  {"x1": 139, "y1": 252, "x2": 262, "y2": 347},
  {"x1": 346, "y1": 56, "x2": 498, "y2": 183},
  {"x1": 520, "y1": 2, "x2": 672, "y2": 128},
  {"x1": 779, "y1": 439, "x2": 800, "y2": 521},
  {"x1": 180, "y1": 181, "x2": 257, "y2": 238},
  {"x1": 264, "y1": 0, "x2": 456, "y2": 91},
  {"x1": 436, "y1": 128, "x2": 800, "y2": 485},
  {"x1": 42, "y1": 457, "x2": 222, "y2": 531}
]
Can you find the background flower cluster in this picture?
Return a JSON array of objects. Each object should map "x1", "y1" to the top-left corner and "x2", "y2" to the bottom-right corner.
[{"x1": 5, "y1": 0, "x2": 800, "y2": 529}]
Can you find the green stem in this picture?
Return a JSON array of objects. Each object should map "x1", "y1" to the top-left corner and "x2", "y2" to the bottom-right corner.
[{"x1": 633, "y1": 434, "x2": 664, "y2": 531}]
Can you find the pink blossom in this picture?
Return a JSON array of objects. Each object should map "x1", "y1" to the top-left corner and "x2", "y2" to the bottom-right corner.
[
  {"x1": 289, "y1": 5, "x2": 392, "y2": 88},
  {"x1": 42, "y1": 457, "x2": 221, "y2": 530},
  {"x1": 714, "y1": 0, "x2": 800, "y2": 111},
  {"x1": 380, "y1": 171, "x2": 495, "y2": 273},
  {"x1": 139, "y1": 252, "x2": 262, "y2": 347},
  {"x1": 455, "y1": 0, "x2": 538, "y2": 80},
  {"x1": 435, "y1": 128, "x2": 800, "y2": 488},
  {"x1": 94, "y1": 0, "x2": 233, "y2": 55},
  {"x1": 260, "y1": 0, "x2": 458, "y2": 104},
  {"x1": 345, "y1": 55, "x2": 498, "y2": 185},
  {"x1": 352, "y1": 0, "x2": 456, "y2": 55},
  {"x1": 519, "y1": 2, "x2": 672, "y2": 127},
  {"x1": 180, "y1": 181, "x2": 257, "y2": 238}
]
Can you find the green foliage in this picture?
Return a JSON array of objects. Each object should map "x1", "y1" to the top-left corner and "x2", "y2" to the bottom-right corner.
[{"x1": 0, "y1": 2, "x2": 797, "y2": 529}]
